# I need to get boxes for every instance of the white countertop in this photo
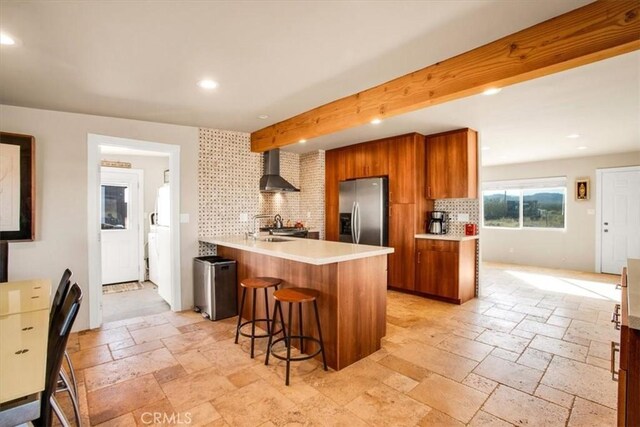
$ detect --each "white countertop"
[627,258,640,330]
[415,234,480,242]
[199,235,394,265]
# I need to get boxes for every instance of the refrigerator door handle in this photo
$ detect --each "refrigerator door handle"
[355,202,361,244]
[351,202,356,243]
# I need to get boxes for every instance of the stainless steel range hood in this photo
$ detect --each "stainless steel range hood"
[259,149,300,193]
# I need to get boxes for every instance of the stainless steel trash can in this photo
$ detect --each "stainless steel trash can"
[193,256,237,320]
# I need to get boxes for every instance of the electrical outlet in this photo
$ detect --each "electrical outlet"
[458,213,470,222]
[307,211,311,219]
[180,213,190,224]
[587,209,595,215]
[240,213,248,222]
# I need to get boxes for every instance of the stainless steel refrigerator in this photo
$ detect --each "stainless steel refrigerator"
[339,177,388,245]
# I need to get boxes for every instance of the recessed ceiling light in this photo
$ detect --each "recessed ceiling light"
[258,115,269,120]
[482,87,501,96]
[370,118,382,125]
[197,79,218,90]
[482,146,491,151]
[0,33,16,45]
[299,139,306,144]
[577,146,588,150]
[566,133,580,139]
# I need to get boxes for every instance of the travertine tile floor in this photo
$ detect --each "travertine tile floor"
[61,263,622,426]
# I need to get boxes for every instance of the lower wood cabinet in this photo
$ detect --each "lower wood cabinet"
[388,204,416,290]
[617,266,640,427]
[415,238,476,304]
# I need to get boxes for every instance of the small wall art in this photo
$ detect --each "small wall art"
[576,177,590,201]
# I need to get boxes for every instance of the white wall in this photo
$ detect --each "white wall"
[100,154,169,246]
[0,105,199,330]
[481,151,640,271]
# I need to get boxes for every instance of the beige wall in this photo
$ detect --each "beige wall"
[100,154,169,246]
[0,105,199,330]
[481,151,640,271]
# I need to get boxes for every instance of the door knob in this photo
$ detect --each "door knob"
[604,229,609,233]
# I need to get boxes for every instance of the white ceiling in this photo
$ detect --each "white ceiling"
[1,0,637,166]
[286,51,640,166]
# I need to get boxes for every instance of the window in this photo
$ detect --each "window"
[482,177,566,230]
[483,190,520,228]
[101,185,129,230]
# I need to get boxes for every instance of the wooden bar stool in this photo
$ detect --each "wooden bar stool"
[235,277,286,358]
[265,287,328,385]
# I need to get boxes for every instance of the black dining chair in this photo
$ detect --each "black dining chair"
[0,240,8,282]
[34,282,83,427]
[50,269,80,425]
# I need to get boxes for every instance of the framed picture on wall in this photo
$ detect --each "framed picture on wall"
[576,177,590,201]
[0,132,36,241]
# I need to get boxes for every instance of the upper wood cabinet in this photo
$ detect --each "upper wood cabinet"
[425,128,478,199]
[344,139,389,179]
[389,134,425,204]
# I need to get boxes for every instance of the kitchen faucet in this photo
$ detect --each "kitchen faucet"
[248,214,271,239]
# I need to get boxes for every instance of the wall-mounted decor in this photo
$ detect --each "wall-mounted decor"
[576,177,590,201]
[0,132,35,241]
[100,160,131,168]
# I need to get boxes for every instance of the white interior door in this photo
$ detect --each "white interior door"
[601,168,640,274]
[101,168,143,284]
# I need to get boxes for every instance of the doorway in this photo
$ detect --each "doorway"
[88,134,181,329]
[100,167,144,285]
[596,165,640,274]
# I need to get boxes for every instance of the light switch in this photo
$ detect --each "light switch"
[587,209,595,215]
[180,213,190,224]
[240,213,249,222]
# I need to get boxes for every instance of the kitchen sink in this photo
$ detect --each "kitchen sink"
[259,237,294,243]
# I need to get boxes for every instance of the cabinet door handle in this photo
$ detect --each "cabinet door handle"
[611,341,619,381]
[611,304,621,330]
[428,186,432,198]
[417,251,421,264]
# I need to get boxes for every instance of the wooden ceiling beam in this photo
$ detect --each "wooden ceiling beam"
[251,0,640,152]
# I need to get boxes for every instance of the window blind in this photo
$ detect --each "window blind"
[482,176,567,191]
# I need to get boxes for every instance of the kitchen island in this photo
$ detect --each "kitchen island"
[199,235,394,370]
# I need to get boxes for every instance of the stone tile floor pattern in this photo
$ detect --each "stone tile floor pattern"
[59,263,622,426]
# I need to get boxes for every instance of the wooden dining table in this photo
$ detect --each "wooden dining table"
[0,279,51,427]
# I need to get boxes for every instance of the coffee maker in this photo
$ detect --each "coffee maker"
[427,211,449,235]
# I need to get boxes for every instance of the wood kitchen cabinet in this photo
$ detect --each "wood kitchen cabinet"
[389,133,426,204]
[344,139,389,179]
[388,204,416,290]
[325,132,431,293]
[617,265,640,427]
[425,128,478,199]
[415,238,476,304]
[325,149,344,241]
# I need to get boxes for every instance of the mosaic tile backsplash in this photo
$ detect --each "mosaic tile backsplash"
[434,198,480,236]
[300,151,325,239]
[198,128,325,255]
